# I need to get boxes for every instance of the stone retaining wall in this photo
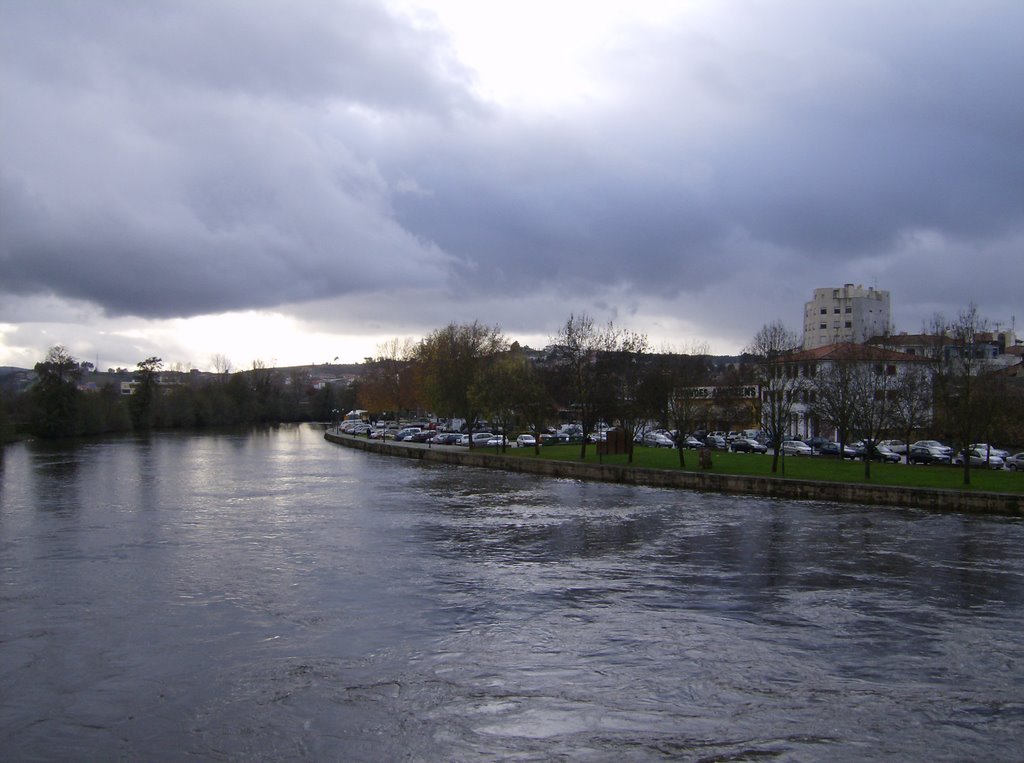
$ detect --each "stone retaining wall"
[325,431,1023,517]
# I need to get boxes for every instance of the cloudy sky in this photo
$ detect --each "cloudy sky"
[2,0,1021,371]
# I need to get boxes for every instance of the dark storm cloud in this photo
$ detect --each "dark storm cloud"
[0,0,470,318]
[388,0,1024,291]
[1,0,1021,345]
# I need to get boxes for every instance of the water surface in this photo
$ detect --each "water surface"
[2,424,1022,760]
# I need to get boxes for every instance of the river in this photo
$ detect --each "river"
[2,423,1022,761]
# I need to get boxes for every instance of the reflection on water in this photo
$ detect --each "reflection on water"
[2,424,1023,761]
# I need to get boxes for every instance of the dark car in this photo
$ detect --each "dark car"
[819,442,857,459]
[805,436,831,452]
[908,444,952,465]
[731,438,767,453]
[431,432,462,445]
[863,443,902,463]
[704,435,728,450]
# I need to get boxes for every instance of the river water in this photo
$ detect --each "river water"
[2,424,1022,761]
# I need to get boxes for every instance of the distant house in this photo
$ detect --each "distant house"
[774,342,928,440]
[868,329,1020,370]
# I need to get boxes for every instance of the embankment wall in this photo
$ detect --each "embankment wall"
[324,432,1023,517]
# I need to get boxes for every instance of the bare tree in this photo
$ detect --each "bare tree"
[550,313,616,460]
[810,347,859,456]
[745,321,802,474]
[210,353,233,376]
[596,328,650,463]
[935,304,992,485]
[889,365,933,462]
[359,337,417,422]
[848,357,901,480]
[663,342,711,468]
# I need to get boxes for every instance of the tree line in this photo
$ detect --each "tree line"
[2,347,356,441]
[6,306,1021,488]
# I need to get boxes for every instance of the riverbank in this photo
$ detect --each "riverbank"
[325,430,1023,517]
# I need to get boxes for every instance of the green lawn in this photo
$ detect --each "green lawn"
[504,445,1024,494]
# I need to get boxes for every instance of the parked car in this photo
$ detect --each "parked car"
[471,432,495,446]
[781,440,813,457]
[862,443,902,463]
[805,436,831,452]
[819,441,857,459]
[408,430,436,443]
[516,434,537,448]
[431,432,461,445]
[910,440,952,456]
[486,435,508,448]
[704,435,728,450]
[1006,453,1024,472]
[878,439,907,454]
[953,448,1005,469]
[681,435,704,449]
[731,438,767,454]
[394,427,422,441]
[969,443,1009,460]
[643,431,675,448]
[908,444,952,464]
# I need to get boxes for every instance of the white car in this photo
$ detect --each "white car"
[516,434,537,448]
[953,448,1005,470]
[643,431,675,448]
[781,440,813,457]
[1006,453,1024,472]
[878,439,907,454]
[969,443,1009,460]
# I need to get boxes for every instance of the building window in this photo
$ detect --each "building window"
[845,321,852,328]
[845,307,852,313]
[820,308,827,315]
[834,308,840,314]
[820,323,827,330]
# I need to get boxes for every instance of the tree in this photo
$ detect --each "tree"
[933,304,992,485]
[889,365,933,463]
[358,338,416,422]
[249,359,281,423]
[31,345,82,438]
[745,322,802,474]
[550,313,616,460]
[469,351,536,452]
[211,353,233,376]
[130,356,163,430]
[417,322,506,446]
[809,345,859,458]
[663,347,712,468]
[847,357,900,480]
[595,328,650,463]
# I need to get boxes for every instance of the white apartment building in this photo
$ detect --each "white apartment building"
[803,284,891,350]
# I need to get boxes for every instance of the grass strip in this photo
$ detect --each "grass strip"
[497,445,1024,494]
